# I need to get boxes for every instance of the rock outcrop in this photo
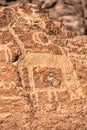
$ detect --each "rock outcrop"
[0,3,87,130]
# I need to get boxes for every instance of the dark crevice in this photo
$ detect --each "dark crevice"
[84,26,87,35]
[45,1,57,9]
[13,54,20,62]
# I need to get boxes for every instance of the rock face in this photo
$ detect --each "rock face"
[0,0,87,35]
[0,3,87,130]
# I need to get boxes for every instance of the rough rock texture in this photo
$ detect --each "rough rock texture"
[0,3,87,130]
[0,0,87,35]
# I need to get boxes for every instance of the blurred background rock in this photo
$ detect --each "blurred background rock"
[32,0,87,36]
[0,0,87,35]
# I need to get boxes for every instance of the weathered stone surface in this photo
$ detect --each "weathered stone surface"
[0,3,87,130]
[1,0,87,35]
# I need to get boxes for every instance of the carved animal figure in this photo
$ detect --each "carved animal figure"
[0,2,87,130]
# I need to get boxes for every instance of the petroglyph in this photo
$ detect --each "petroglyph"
[25,51,84,100]
[0,2,87,130]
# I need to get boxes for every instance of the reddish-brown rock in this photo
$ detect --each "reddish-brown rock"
[0,3,87,130]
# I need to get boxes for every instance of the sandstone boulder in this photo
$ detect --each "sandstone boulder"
[0,3,87,130]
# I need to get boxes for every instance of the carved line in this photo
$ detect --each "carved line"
[7,26,26,56]
[18,60,26,88]
[18,9,46,29]
[25,52,84,100]
[0,45,12,62]
[32,31,51,46]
